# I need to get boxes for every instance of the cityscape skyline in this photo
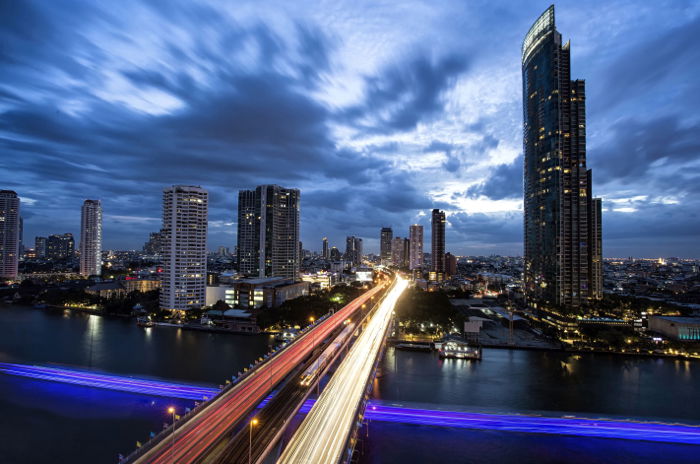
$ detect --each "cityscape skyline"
[2,1,700,258]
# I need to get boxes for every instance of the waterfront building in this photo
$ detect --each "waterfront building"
[649,317,700,342]
[46,233,74,261]
[0,190,20,280]
[160,185,208,312]
[522,5,603,312]
[237,185,300,280]
[79,199,102,277]
[380,227,393,265]
[409,224,423,271]
[207,277,309,309]
[431,209,446,280]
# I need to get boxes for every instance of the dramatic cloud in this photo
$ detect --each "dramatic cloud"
[1,0,699,257]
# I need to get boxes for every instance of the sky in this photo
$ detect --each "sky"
[1,0,699,258]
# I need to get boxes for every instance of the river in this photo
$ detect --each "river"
[0,304,698,463]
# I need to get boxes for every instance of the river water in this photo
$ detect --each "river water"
[0,304,698,463]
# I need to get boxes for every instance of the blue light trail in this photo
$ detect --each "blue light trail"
[2,362,700,445]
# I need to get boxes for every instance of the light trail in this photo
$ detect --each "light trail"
[0,363,218,400]
[3,360,700,445]
[130,282,386,464]
[278,277,407,464]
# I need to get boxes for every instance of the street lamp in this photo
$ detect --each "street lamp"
[249,417,259,464]
[167,406,176,462]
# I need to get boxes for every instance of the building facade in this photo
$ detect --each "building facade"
[322,237,329,259]
[391,237,404,268]
[380,227,393,265]
[160,185,208,311]
[345,236,363,267]
[79,199,102,277]
[237,185,300,280]
[409,224,423,271]
[431,209,446,278]
[35,236,47,258]
[47,233,74,261]
[522,5,603,312]
[0,190,20,280]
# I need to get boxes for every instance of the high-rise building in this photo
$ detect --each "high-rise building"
[237,185,300,280]
[47,233,74,261]
[445,252,457,276]
[322,237,329,259]
[35,236,47,258]
[380,227,393,265]
[409,224,423,271]
[18,216,23,256]
[160,185,208,311]
[0,190,20,280]
[391,237,404,268]
[522,5,603,311]
[142,231,163,255]
[329,246,341,261]
[79,199,102,277]
[402,238,410,268]
[345,236,363,267]
[431,209,446,278]
[589,197,603,300]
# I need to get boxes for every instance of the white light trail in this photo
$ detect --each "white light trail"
[278,277,407,464]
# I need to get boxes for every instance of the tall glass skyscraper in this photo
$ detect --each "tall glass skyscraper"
[79,199,102,277]
[380,227,393,265]
[431,209,446,279]
[0,190,20,281]
[522,5,602,313]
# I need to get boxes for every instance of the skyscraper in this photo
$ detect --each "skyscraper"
[391,237,404,268]
[237,185,300,280]
[160,185,208,312]
[79,199,102,277]
[345,236,363,267]
[431,209,446,278]
[46,233,74,260]
[0,190,20,280]
[322,237,329,259]
[522,5,603,311]
[35,236,47,258]
[380,227,393,265]
[409,224,423,271]
[143,231,163,255]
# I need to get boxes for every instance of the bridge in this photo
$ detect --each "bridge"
[119,273,402,464]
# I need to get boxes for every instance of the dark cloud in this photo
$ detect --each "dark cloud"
[591,116,700,185]
[341,53,470,133]
[467,154,523,200]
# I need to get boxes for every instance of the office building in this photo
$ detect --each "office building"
[329,246,341,261]
[47,233,74,261]
[160,185,208,311]
[445,252,457,276]
[322,237,329,259]
[0,190,20,280]
[237,185,300,280]
[79,199,102,277]
[345,236,363,267]
[409,224,423,271]
[143,231,163,255]
[522,5,603,311]
[391,237,404,268]
[35,236,47,259]
[380,227,393,265]
[431,209,446,279]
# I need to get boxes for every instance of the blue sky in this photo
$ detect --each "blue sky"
[2,0,699,257]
